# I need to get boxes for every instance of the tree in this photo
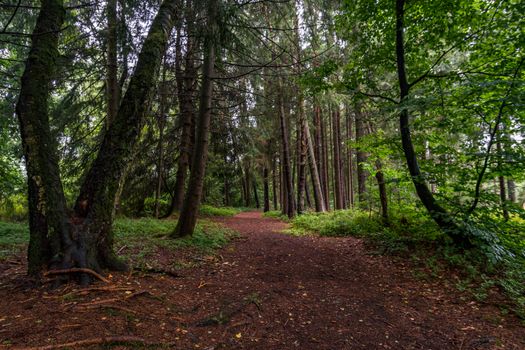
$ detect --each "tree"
[16,0,179,279]
[173,0,218,237]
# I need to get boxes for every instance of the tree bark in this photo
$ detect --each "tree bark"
[173,0,216,237]
[296,103,307,214]
[164,7,196,217]
[73,0,179,270]
[278,83,295,218]
[304,115,326,212]
[332,109,344,209]
[154,61,168,218]
[263,167,270,212]
[375,160,389,224]
[346,107,354,207]
[355,102,368,206]
[272,157,278,210]
[106,0,119,129]
[253,176,260,209]
[320,107,330,210]
[16,0,68,278]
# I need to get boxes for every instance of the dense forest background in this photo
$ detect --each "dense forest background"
[0,0,524,308]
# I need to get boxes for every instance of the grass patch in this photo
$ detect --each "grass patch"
[0,221,29,259]
[199,205,242,217]
[262,210,290,221]
[0,217,237,265]
[114,217,237,267]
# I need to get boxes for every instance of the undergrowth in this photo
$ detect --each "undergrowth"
[113,218,236,268]
[0,221,28,259]
[0,218,237,265]
[287,209,525,319]
[262,210,290,221]
[199,205,243,217]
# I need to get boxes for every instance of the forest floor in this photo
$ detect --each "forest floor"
[0,211,524,349]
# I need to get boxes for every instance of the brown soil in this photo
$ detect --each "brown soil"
[0,211,523,349]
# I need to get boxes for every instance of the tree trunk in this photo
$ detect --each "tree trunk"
[106,0,119,129]
[496,137,509,221]
[154,61,168,218]
[375,159,389,224]
[16,0,68,278]
[296,106,307,214]
[278,84,295,218]
[332,109,344,209]
[507,179,516,203]
[272,157,278,210]
[346,107,354,207]
[263,167,270,212]
[164,9,196,217]
[320,107,330,210]
[304,114,325,212]
[395,0,466,244]
[73,0,179,270]
[173,0,216,237]
[253,176,260,209]
[355,102,368,206]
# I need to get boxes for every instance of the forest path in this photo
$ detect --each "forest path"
[1,211,523,349]
[203,211,523,349]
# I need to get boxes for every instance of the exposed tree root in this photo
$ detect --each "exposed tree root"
[16,335,162,350]
[44,268,110,283]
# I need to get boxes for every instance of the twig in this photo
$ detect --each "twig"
[44,268,110,283]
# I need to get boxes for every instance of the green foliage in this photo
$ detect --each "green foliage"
[0,194,28,221]
[262,210,290,221]
[114,217,236,254]
[0,221,29,259]
[199,205,242,217]
[0,217,236,263]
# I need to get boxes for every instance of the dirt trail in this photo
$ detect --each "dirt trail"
[0,211,523,349]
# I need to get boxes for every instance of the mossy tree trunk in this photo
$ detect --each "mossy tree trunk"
[17,0,179,281]
[73,0,178,270]
[16,0,68,278]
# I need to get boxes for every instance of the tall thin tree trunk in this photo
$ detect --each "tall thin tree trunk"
[253,177,260,209]
[355,103,368,206]
[165,9,196,217]
[304,116,326,212]
[507,179,516,203]
[296,110,307,214]
[332,109,343,209]
[375,161,388,223]
[496,135,509,221]
[106,0,119,129]
[154,61,168,218]
[346,107,354,207]
[174,0,216,236]
[396,0,465,244]
[272,157,278,210]
[321,108,330,210]
[279,84,295,218]
[263,167,270,212]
